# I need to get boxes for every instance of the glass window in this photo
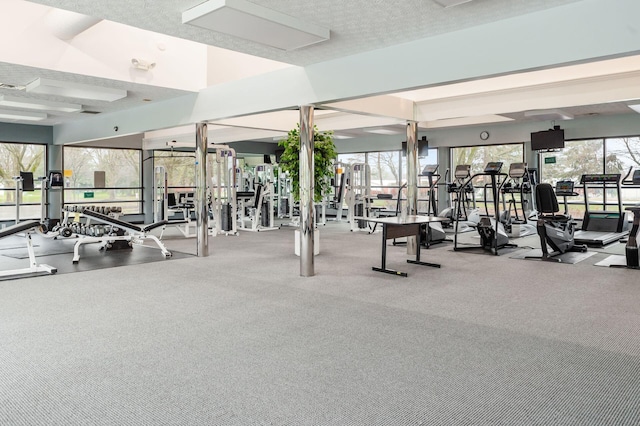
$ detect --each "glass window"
[451,143,524,216]
[606,136,640,207]
[401,149,439,213]
[63,147,142,214]
[539,139,604,217]
[0,142,46,221]
[154,151,196,189]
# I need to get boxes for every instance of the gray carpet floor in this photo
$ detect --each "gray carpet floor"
[1,221,639,425]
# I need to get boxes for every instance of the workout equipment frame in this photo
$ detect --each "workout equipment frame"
[0,220,57,278]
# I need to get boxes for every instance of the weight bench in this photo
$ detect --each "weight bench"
[72,210,171,264]
[0,220,57,278]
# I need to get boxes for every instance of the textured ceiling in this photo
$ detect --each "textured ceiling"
[25,0,582,66]
[2,0,637,137]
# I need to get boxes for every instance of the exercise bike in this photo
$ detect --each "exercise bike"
[526,180,586,262]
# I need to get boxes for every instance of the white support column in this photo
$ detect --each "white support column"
[195,122,209,257]
[299,105,315,277]
[406,121,419,255]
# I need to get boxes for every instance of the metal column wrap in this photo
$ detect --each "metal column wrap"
[299,105,315,277]
[195,122,209,257]
[406,122,419,255]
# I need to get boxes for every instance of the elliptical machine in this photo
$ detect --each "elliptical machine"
[454,162,516,255]
[420,164,446,246]
[438,164,480,231]
[500,162,537,237]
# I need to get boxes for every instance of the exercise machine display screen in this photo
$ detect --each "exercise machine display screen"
[555,181,574,195]
[508,163,527,178]
[484,162,503,174]
[421,164,438,175]
[580,173,620,183]
[454,164,471,179]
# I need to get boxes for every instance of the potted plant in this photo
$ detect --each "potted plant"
[278,124,337,203]
[278,124,337,255]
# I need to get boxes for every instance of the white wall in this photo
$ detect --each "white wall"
[334,113,640,154]
[0,0,207,91]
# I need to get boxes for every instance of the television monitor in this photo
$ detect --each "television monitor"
[401,137,429,157]
[531,126,565,151]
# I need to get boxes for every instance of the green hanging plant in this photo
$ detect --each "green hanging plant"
[278,124,338,203]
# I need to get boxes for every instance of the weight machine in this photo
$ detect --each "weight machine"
[277,166,293,220]
[330,161,350,221]
[209,145,238,236]
[153,165,196,238]
[237,163,278,232]
[347,162,371,232]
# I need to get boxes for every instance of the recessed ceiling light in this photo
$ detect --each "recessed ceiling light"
[0,95,82,113]
[524,109,574,121]
[332,134,354,139]
[364,128,403,135]
[182,0,330,51]
[0,83,26,90]
[25,78,127,102]
[432,0,473,8]
[0,108,47,121]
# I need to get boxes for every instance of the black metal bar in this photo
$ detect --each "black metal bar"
[372,267,408,277]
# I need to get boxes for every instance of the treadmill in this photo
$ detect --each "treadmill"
[574,173,630,246]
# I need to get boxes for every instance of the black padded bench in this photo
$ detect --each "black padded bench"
[0,220,57,278]
[69,210,171,263]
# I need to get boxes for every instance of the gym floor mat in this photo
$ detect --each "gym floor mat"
[510,249,597,264]
[449,244,523,256]
[1,246,75,259]
[594,255,631,267]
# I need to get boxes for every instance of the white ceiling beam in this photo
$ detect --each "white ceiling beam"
[321,95,415,121]
[415,71,640,121]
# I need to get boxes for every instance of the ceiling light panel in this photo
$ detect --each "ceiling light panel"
[524,109,574,121]
[364,128,403,135]
[182,0,330,51]
[628,104,640,114]
[0,95,82,113]
[25,78,127,102]
[0,108,47,121]
[432,0,473,8]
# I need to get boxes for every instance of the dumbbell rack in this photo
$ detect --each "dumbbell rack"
[59,205,124,241]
